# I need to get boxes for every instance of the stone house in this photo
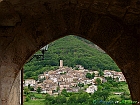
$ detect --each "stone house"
[71,82,77,87]
[60,75,73,82]
[104,70,126,82]
[38,74,45,80]
[86,85,97,93]
[104,70,113,78]
[93,71,99,77]
[59,82,71,90]
[75,65,84,70]
[24,79,36,87]
[118,73,126,82]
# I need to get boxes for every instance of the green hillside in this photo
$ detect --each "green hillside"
[24,35,120,80]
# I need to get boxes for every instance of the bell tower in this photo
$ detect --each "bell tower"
[60,60,63,68]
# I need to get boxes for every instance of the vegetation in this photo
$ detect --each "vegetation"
[86,72,95,79]
[43,81,131,105]
[96,78,102,85]
[37,87,42,93]
[24,98,45,105]
[24,35,120,80]
[24,79,131,105]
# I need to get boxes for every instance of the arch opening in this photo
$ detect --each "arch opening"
[23,35,131,105]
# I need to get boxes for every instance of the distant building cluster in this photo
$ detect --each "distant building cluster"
[104,70,126,82]
[23,60,126,95]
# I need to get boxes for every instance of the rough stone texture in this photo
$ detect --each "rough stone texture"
[0,1,21,26]
[0,0,140,105]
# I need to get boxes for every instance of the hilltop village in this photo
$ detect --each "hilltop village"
[23,60,126,95]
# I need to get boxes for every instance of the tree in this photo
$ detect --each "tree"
[36,87,41,93]
[25,96,30,102]
[101,90,110,101]
[96,78,101,85]
[45,94,55,104]
[103,82,112,90]
[86,73,92,79]
[77,92,90,103]
[97,85,103,91]
[28,84,31,90]
[30,87,34,91]
[92,72,95,79]
[68,94,77,103]
[121,92,130,100]
[91,90,109,101]
[55,95,67,103]
[24,87,30,95]
[25,71,33,78]
[78,83,84,88]
[61,89,69,97]
[27,84,34,91]
[106,76,113,82]
[98,70,104,77]
[56,86,60,92]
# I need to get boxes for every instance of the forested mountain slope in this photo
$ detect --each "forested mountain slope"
[24,35,120,80]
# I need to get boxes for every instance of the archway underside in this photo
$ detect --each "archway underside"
[0,0,140,105]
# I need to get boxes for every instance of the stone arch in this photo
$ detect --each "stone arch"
[0,0,140,105]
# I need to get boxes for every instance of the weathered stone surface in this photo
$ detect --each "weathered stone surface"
[0,0,140,105]
[0,1,20,26]
[90,0,109,14]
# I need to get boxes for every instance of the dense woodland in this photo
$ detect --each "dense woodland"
[24,35,120,80]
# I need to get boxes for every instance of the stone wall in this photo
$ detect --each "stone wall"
[0,0,140,105]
